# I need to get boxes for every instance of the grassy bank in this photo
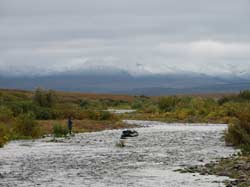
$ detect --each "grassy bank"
[0,117,132,147]
[38,119,133,134]
[0,88,136,147]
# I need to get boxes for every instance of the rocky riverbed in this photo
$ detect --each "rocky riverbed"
[0,120,236,187]
[177,156,250,187]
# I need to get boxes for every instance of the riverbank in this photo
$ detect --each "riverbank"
[177,156,250,187]
[120,112,238,124]
[38,119,135,134]
[0,119,136,148]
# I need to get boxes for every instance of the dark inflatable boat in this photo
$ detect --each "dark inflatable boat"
[120,130,139,139]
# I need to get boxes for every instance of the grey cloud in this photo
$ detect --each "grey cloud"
[0,0,250,77]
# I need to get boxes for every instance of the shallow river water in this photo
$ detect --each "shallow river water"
[0,120,236,187]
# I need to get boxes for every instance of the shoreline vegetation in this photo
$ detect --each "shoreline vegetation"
[0,88,250,186]
[176,156,250,187]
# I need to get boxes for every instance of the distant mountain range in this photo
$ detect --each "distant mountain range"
[0,71,249,96]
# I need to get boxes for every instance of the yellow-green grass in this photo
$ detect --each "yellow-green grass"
[38,119,134,134]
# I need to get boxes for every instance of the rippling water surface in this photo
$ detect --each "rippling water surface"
[0,120,235,187]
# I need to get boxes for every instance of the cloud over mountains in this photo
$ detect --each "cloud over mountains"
[0,0,250,78]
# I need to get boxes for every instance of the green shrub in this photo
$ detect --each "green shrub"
[99,111,113,120]
[131,100,143,109]
[0,124,9,147]
[11,103,54,120]
[131,96,152,110]
[79,99,105,110]
[7,101,38,117]
[238,90,250,100]
[0,106,13,122]
[142,105,158,113]
[99,99,130,108]
[218,90,250,105]
[79,99,90,108]
[158,96,180,112]
[225,112,250,155]
[34,107,53,120]
[205,111,220,122]
[177,97,193,108]
[218,96,232,105]
[51,103,81,119]
[14,113,41,138]
[33,88,57,107]
[240,145,250,155]
[11,92,29,100]
[174,108,194,120]
[86,110,114,120]
[222,102,242,117]
[0,93,18,102]
[85,110,97,120]
[53,124,68,137]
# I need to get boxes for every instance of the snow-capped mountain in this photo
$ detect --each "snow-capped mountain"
[0,66,249,95]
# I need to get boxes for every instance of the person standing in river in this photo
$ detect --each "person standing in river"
[68,116,73,135]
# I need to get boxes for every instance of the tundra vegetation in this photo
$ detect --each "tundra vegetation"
[0,88,130,147]
[0,89,249,150]
[52,123,68,138]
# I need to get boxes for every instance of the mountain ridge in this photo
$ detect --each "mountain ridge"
[0,72,249,95]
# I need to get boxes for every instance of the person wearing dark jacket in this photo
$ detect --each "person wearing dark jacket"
[68,117,73,134]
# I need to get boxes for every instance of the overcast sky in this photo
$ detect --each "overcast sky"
[0,0,250,77]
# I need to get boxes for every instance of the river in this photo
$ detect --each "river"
[0,120,235,187]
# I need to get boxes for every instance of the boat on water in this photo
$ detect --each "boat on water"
[120,130,139,139]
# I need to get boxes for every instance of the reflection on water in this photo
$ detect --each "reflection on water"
[0,121,235,187]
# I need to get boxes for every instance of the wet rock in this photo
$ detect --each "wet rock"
[243,163,250,170]
[233,164,241,170]
[217,171,231,176]
[200,171,208,175]
[230,180,241,186]
[238,175,246,180]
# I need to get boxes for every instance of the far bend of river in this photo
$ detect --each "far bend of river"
[0,120,236,187]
